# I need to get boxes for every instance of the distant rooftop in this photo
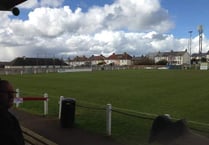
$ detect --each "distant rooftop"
[10,57,67,66]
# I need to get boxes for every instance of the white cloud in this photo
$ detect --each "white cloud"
[19,0,64,9]
[101,0,173,32]
[0,0,208,61]
[40,0,64,7]
[20,0,39,9]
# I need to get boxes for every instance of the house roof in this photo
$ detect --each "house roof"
[107,52,132,60]
[191,53,207,57]
[72,56,88,61]
[10,57,67,66]
[156,50,188,57]
[89,55,106,61]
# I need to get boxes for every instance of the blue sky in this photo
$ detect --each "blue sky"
[65,0,114,12]
[161,0,209,38]
[0,0,209,61]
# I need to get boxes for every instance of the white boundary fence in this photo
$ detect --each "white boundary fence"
[58,96,64,119]
[15,93,209,136]
[14,88,49,116]
[66,98,209,136]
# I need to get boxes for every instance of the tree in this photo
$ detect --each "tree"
[156,59,168,65]
[133,56,154,65]
[201,57,207,62]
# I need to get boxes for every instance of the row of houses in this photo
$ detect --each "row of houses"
[1,50,209,69]
[69,52,132,66]
[70,50,192,66]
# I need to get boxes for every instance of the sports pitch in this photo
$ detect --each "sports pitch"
[2,69,209,145]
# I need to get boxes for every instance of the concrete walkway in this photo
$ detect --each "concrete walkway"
[11,108,123,145]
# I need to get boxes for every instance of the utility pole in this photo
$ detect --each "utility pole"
[198,25,203,54]
[188,31,192,55]
[188,31,192,67]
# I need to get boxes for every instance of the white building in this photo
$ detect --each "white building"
[155,50,190,65]
[106,53,132,66]
[89,55,106,66]
[70,56,89,66]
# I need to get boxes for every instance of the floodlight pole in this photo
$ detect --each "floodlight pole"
[198,25,203,55]
[188,31,192,67]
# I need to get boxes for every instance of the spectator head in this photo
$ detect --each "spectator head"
[0,79,16,109]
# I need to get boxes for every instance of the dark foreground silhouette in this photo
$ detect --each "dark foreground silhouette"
[0,79,25,145]
[149,115,209,145]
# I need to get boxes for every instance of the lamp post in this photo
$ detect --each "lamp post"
[188,31,192,67]
[198,25,203,54]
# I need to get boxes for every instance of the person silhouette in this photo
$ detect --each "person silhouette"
[0,79,25,145]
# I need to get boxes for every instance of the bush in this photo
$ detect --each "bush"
[156,59,168,65]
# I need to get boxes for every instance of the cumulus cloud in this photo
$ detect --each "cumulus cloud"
[0,0,206,61]
[39,0,64,7]
[20,0,64,9]
[102,0,173,32]
[20,0,38,9]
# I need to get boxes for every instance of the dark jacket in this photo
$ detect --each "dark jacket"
[0,110,25,145]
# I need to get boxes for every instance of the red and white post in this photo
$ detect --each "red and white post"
[14,89,49,116]
[15,88,22,108]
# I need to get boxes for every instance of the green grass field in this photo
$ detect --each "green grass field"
[1,69,209,145]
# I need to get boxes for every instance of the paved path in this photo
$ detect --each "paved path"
[11,108,123,145]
